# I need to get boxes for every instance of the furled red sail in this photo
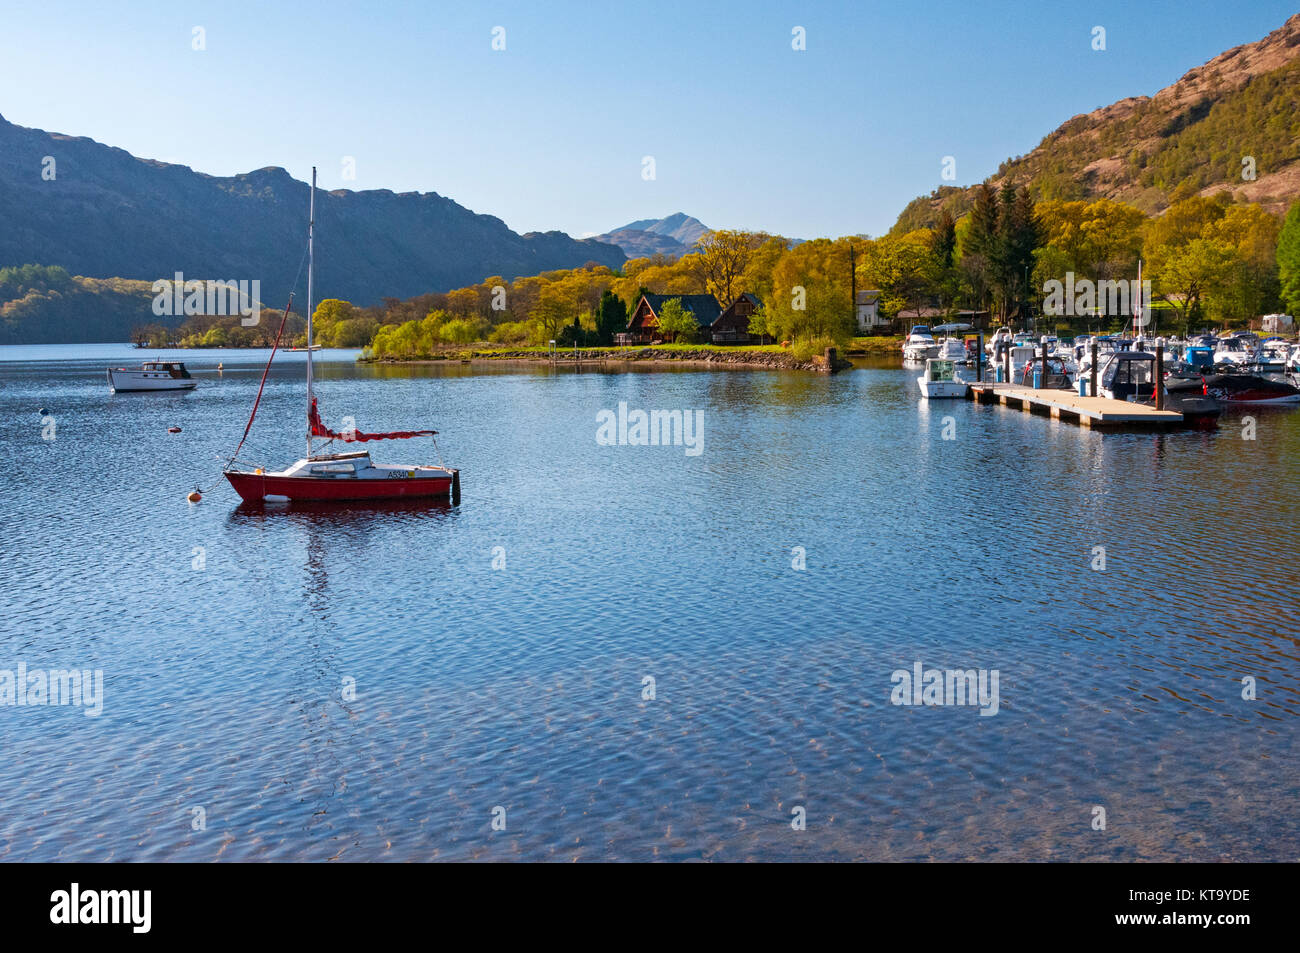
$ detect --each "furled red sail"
[309,398,437,442]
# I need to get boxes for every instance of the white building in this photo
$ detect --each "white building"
[856,290,886,332]
[1261,313,1294,333]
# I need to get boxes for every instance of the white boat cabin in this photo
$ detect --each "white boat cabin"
[266,451,453,481]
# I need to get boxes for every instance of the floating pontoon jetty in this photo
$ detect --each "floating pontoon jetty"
[968,383,1184,429]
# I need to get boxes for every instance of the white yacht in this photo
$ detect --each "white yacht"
[934,338,968,363]
[1049,340,1079,376]
[985,327,1013,357]
[1213,335,1257,367]
[902,326,938,363]
[107,360,197,392]
[1256,339,1291,371]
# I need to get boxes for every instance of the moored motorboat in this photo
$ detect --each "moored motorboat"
[902,326,938,363]
[917,358,968,399]
[1213,335,1257,369]
[1005,344,1038,382]
[1200,373,1300,405]
[107,361,197,392]
[1254,338,1291,372]
[1018,355,1074,389]
[933,338,968,363]
[1093,351,1221,425]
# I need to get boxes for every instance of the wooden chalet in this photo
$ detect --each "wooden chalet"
[712,293,763,344]
[618,293,723,344]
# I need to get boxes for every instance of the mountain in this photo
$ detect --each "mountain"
[595,213,710,258]
[891,13,1300,234]
[0,114,626,308]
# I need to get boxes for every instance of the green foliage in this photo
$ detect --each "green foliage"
[858,231,933,319]
[789,336,838,362]
[0,265,158,344]
[173,309,303,347]
[365,307,492,358]
[955,182,1039,318]
[0,264,73,297]
[764,239,856,346]
[654,298,700,343]
[1278,200,1300,315]
[556,315,588,347]
[594,290,628,345]
[488,320,537,344]
[1144,197,1281,325]
[1035,199,1144,278]
[311,298,379,348]
[440,317,485,344]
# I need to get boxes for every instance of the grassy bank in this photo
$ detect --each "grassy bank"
[846,335,904,354]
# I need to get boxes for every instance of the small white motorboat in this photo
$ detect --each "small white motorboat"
[1255,339,1291,372]
[917,358,968,399]
[1213,335,1257,368]
[107,361,197,392]
[932,338,968,363]
[902,326,938,363]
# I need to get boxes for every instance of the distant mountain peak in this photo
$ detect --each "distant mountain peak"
[595,213,710,259]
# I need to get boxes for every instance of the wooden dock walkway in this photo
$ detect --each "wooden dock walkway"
[967,383,1183,429]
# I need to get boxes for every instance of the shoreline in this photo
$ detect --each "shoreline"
[363,349,852,373]
[358,344,892,373]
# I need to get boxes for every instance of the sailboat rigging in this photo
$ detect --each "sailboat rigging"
[222,166,460,504]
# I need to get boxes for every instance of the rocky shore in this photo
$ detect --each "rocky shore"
[366,346,853,373]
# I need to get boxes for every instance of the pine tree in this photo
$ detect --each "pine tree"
[594,290,628,345]
[961,184,1000,318]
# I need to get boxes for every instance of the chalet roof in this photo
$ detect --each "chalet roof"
[717,292,762,316]
[855,290,881,304]
[640,293,723,328]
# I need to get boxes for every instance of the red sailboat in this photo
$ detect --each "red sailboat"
[223,167,460,504]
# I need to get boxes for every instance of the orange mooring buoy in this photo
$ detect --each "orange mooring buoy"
[187,490,202,503]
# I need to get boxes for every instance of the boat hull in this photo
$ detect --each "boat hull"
[224,470,458,503]
[108,370,197,392]
[918,379,968,399]
[1202,375,1300,404]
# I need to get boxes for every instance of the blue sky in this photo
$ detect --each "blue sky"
[2,0,1295,240]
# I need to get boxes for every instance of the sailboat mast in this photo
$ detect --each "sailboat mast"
[1134,259,1142,339]
[306,166,316,458]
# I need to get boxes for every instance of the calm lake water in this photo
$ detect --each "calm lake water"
[1,343,1297,861]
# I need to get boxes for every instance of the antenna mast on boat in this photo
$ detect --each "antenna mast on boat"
[306,166,316,459]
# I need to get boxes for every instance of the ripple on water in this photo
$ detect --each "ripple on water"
[0,351,1296,860]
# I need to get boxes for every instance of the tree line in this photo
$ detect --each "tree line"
[328,187,1297,361]
[3,190,1296,350]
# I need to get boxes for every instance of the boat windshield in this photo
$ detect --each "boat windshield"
[927,360,956,382]
[1102,358,1155,388]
